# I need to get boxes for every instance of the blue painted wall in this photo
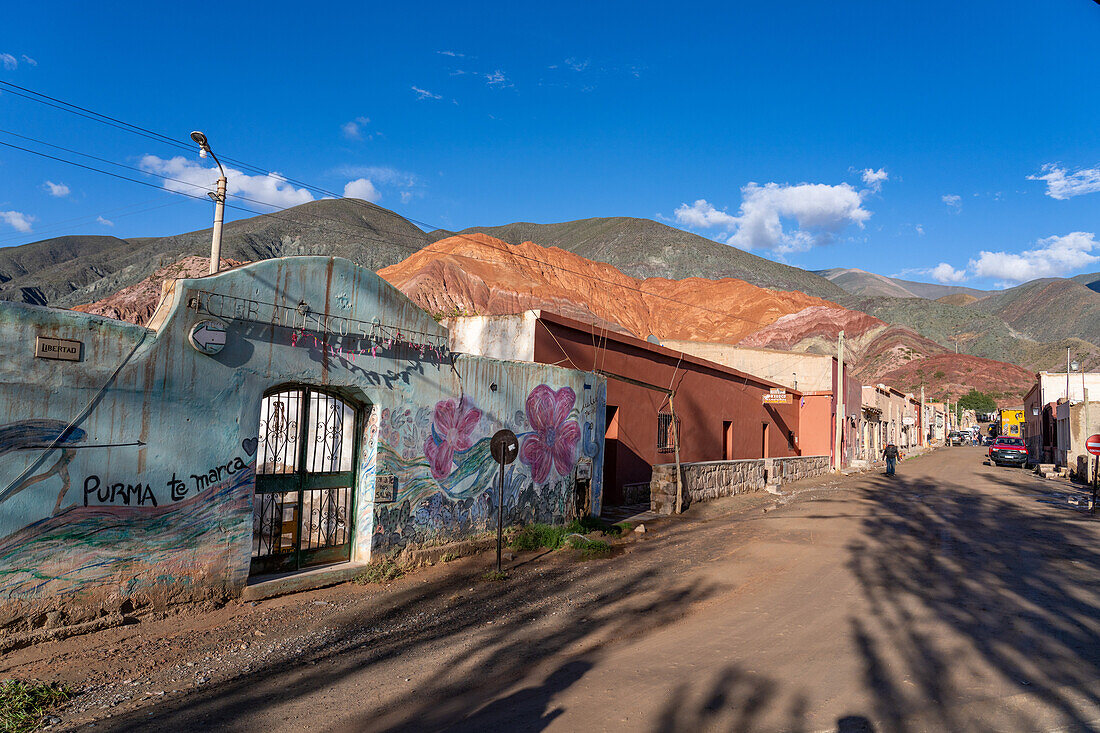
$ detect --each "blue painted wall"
[0,257,603,619]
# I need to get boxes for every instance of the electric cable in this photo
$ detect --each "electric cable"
[0,85,834,335]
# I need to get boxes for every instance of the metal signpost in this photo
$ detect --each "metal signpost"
[490,429,519,573]
[1087,434,1100,513]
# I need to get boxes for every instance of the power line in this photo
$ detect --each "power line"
[0,197,185,245]
[0,132,791,335]
[0,87,813,334]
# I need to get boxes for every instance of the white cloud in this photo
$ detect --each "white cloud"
[21,55,36,67]
[96,216,114,227]
[332,165,416,188]
[400,191,413,204]
[1028,163,1100,200]
[484,70,511,87]
[565,57,590,72]
[438,51,465,57]
[675,181,871,254]
[969,232,1098,283]
[341,116,371,140]
[916,225,925,236]
[0,210,34,232]
[942,194,961,212]
[0,53,16,70]
[412,86,442,100]
[930,262,967,283]
[674,200,739,229]
[139,155,314,209]
[343,178,380,203]
[861,168,889,193]
[42,180,70,197]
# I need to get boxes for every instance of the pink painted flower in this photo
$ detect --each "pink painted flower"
[520,385,581,484]
[424,396,482,479]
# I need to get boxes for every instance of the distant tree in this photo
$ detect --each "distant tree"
[957,389,996,413]
[934,370,946,379]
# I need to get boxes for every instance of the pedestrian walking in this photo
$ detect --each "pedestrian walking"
[883,443,900,476]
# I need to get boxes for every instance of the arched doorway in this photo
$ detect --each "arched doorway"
[250,386,361,576]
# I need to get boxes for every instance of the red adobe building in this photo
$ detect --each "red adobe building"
[447,311,814,505]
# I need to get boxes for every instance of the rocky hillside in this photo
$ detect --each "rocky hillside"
[0,199,430,308]
[378,233,842,344]
[59,234,1033,402]
[72,256,247,325]
[871,353,1035,407]
[431,218,846,301]
[969,278,1100,347]
[9,198,1089,398]
[816,267,989,300]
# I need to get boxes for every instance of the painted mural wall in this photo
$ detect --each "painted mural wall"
[0,257,603,623]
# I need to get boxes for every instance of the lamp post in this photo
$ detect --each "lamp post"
[190,131,227,275]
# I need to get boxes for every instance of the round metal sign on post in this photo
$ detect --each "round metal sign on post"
[1086,434,1100,456]
[490,428,519,575]
[490,429,519,465]
[188,320,227,355]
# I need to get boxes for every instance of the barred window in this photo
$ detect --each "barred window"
[657,412,680,453]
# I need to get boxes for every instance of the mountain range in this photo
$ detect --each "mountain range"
[6,198,1100,400]
[814,268,990,300]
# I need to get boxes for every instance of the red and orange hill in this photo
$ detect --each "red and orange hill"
[377,233,880,344]
[71,234,1031,402]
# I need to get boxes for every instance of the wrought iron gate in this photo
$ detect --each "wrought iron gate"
[250,386,360,576]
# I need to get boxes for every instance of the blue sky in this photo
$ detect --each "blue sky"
[2,1,1099,288]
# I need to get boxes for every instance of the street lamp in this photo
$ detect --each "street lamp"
[190,131,227,275]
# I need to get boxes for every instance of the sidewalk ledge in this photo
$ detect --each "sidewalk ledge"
[242,561,368,602]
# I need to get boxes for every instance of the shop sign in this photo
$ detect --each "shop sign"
[763,388,791,404]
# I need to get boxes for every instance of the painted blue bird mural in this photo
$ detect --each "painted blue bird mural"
[0,419,87,513]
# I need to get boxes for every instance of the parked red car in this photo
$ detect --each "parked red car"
[988,437,1028,467]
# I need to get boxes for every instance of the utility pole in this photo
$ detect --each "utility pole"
[834,330,845,472]
[921,385,926,446]
[1068,346,1072,401]
[191,131,228,275]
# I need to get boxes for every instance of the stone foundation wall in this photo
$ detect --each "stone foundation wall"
[770,455,830,484]
[622,482,652,505]
[650,456,830,515]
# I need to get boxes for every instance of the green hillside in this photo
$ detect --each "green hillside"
[432,217,848,301]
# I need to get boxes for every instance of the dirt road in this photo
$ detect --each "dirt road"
[7,447,1100,731]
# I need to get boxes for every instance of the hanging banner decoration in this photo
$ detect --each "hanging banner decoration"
[187,289,451,362]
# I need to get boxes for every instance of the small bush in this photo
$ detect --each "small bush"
[565,516,624,537]
[614,522,634,534]
[440,552,459,563]
[357,558,404,584]
[579,540,612,559]
[0,680,72,733]
[483,570,508,582]
[510,523,568,550]
[563,534,613,559]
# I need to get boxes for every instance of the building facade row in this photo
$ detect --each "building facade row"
[0,257,943,623]
[1023,370,1100,474]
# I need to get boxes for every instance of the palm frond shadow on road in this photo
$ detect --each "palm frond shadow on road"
[845,469,1100,731]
